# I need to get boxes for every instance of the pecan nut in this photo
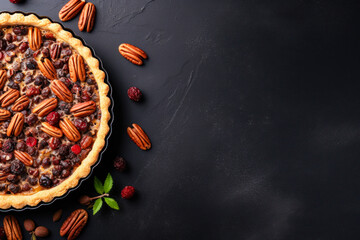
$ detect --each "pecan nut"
[69,54,86,82]
[7,112,24,137]
[50,43,61,60]
[32,98,58,117]
[60,209,88,240]
[80,135,93,149]
[60,118,81,142]
[11,95,30,112]
[78,2,96,32]
[0,109,11,121]
[38,58,57,80]
[50,80,73,103]
[118,43,148,66]
[41,122,63,138]
[70,101,96,117]
[59,0,86,22]
[0,70,7,90]
[3,215,22,240]
[127,123,151,150]
[0,89,20,107]
[28,27,42,51]
[14,150,33,166]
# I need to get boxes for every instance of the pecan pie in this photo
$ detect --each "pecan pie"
[0,13,111,209]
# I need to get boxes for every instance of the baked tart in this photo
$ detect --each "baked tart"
[0,13,111,209]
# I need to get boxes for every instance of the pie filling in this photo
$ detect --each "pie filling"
[0,25,101,195]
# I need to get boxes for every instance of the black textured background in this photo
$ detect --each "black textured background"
[1,0,360,239]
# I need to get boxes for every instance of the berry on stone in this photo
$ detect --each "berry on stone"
[71,145,81,155]
[46,112,60,126]
[114,156,127,171]
[121,186,135,199]
[127,87,142,102]
[9,0,21,3]
[26,137,37,147]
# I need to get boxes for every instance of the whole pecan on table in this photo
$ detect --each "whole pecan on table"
[50,80,73,103]
[0,88,20,107]
[0,70,7,90]
[59,0,86,22]
[60,209,88,240]
[68,54,86,82]
[3,215,22,240]
[70,101,96,117]
[7,112,24,137]
[118,43,148,66]
[28,27,42,51]
[127,123,152,150]
[78,2,96,32]
[37,58,57,80]
[32,98,58,117]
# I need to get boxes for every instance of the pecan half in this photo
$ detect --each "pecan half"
[3,215,22,240]
[11,95,30,112]
[118,43,148,66]
[0,109,11,121]
[28,27,42,51]
[41,122,63,138]
[70,101,96,117]
[50,80,73,103]
[59,0,86,22]
[60,209,88,240]
[78,2,96,32]
[59,118,81,142]
[7,112,24,137]
[127,123,151,150]
[32,98,58,117]
[69,54,86,82]
[14,150,33,166]
[50,43,61,60]
[38,58,57,80]
[0,89,20,107]
[0,70,7,90]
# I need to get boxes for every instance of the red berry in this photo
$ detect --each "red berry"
[9,0,21,3]
[71,145,81,155]
[114,156,127,171]
[121,186,135,199]
[26,137,37,147]
[74,119,88,132]
[26,87,40,97]
[127,87,142,102]
[46,112,60,126]
[48,137,61,150]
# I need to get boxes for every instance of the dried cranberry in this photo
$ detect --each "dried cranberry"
[41,87,51,97]
[48,137,61,150]
[81,90,91,102]
[52,157,60,165]
[19,42,28,53]
[61,160,72,169]
[13,26,28,35]
[71,145,81,155]
[53,60,64,69]
[61,169,71,178]
[39,175,52,188]
[42,157,51,168]
[26,114,38,125]
[38,139,47,149]
[26,137,37,147]
[114,156,127,171]
[10,160,25,175]
[8,183,20,193]
[0,39,7,51]
[52,165,63,176]
[28,177,38,186]
[58,144,69,156]
[26,87,40,97]
[41,47,50,58]
[13,72,24,82]
[16,141,26,151]
[24,75,33,84]
[27,147,37,156]
[46,112,60,126]
[3,139,14,153]
[26,59,37,69]
[24,48,33,58]
[7,174,19,183]
[22,183,31,192]
[7,81,19,90]
[74,119,88,132]
[34,75,44,86]
[127,87,143,102]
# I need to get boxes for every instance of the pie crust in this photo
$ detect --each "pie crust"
[0,13,111,209]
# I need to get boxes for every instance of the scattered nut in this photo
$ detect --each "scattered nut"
[53,209,63,222]
[35,226,49,238]
[23,219,35,232]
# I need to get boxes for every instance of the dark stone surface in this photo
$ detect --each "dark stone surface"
[1,0,360,239]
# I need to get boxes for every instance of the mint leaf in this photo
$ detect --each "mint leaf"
[93,198,103,215]
[104,197,119,210]
[94,176,104,194]
[103,173,113,193]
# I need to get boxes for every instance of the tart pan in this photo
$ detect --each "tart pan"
[0,11,114,212]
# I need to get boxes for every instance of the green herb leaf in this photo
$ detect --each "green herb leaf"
[103,173,113,193]
[93,198,103,215]
[94,176,104,194]
[104,197,120,210]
